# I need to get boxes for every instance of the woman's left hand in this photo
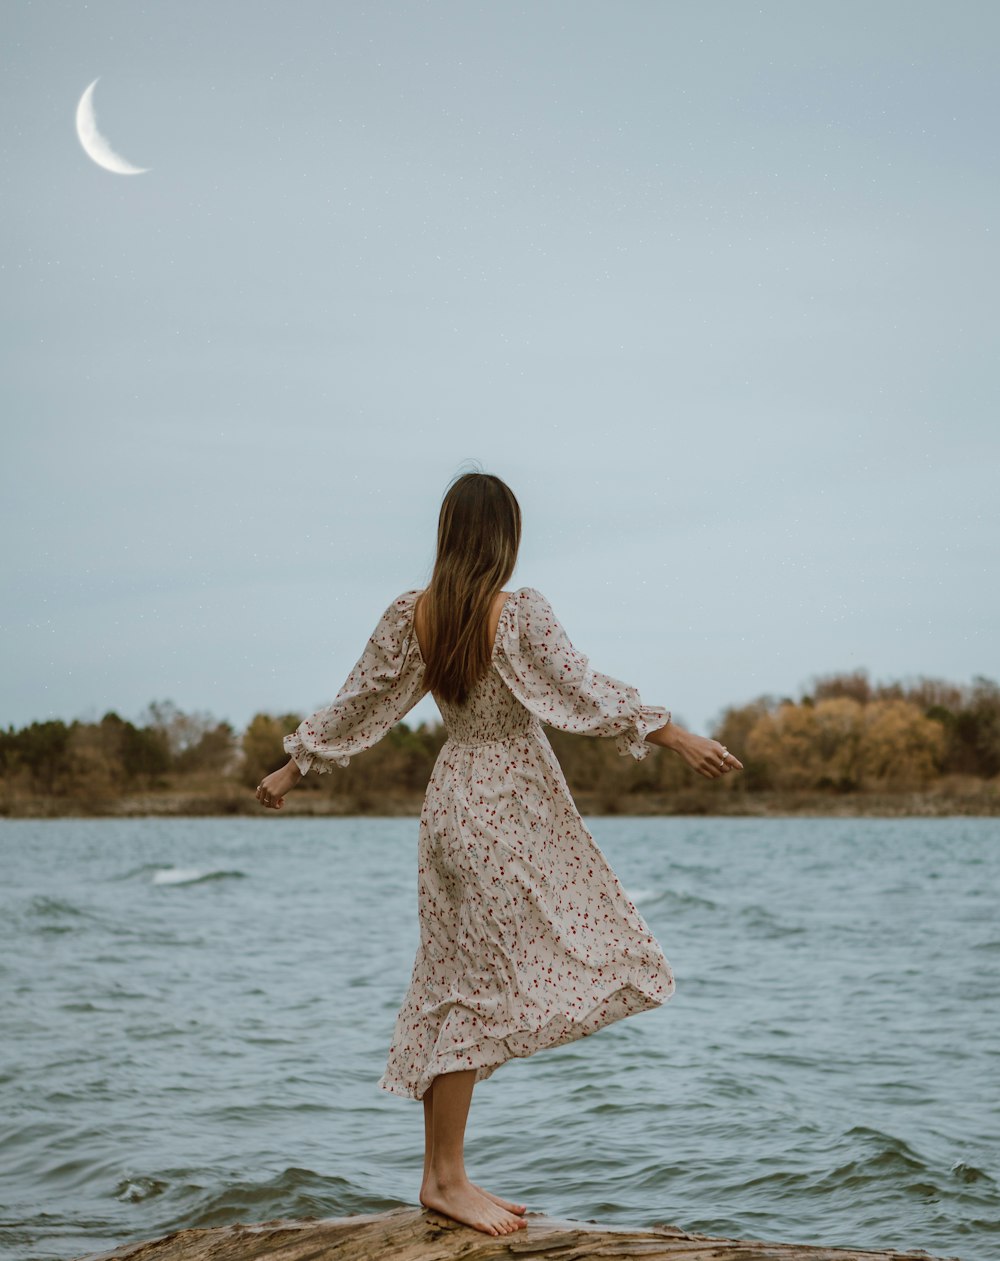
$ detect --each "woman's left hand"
[680,731,741,776]
[255,760,302,809]
[664,726,744,779]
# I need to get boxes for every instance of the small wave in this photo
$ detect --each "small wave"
[630,887,717,912]
[179,1166,403,1227]
[114,1175,167,1203]
[151,867,246,886]
[116,862,175,881]
[729,1126,934,1204]
[627,887,659,905]
[24,895,100,934]
[835,1126,929,1182]
[27,896,87,918]
[667,859,721,878]
[952,1161,996,1188]
[740,904,806,938]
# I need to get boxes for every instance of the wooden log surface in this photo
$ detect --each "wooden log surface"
[74,1204,958,1261]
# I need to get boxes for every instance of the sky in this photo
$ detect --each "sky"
[2,1,998,742]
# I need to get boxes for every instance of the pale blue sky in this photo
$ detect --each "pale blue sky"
[2,1,997,739]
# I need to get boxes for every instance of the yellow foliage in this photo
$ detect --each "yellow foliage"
[859,699,945,789]
[746,702,821,790]
[745,695,943,791]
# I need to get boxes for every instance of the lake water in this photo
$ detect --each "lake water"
[1,817,997,1261]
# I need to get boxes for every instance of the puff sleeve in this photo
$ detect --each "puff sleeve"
[283,590,427,775]
[493,587,671,760]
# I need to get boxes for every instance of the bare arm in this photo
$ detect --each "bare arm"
[256,759,303,810]
[645,720,744,780]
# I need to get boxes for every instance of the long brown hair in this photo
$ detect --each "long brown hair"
[418,471,522,704]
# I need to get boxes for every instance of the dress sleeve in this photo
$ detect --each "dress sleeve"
[283,590,427,775]
[494,587,671,761]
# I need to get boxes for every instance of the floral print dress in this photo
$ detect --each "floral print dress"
[284,587,676,1101]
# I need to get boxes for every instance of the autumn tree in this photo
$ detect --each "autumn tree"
[65,720,121,809]
[745,697,864,791]
[746,696,944,792]
[745,701,823,790]
[173,722,237,775]
[858,699,945,789]
[0,720,71,795]
[241,712,304,788]
[711,698,777,791]
[811,670,872,706]
[951,676,1000,778]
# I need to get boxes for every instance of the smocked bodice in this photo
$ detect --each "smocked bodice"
[435,665,541,747]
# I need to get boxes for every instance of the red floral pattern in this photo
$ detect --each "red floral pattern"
[285,587,676,1101]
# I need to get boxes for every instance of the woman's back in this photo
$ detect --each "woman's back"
[415,588,537,745]
[413,588,513,664]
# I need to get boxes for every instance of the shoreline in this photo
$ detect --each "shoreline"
[3,787,998,819]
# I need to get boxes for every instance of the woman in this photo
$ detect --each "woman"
[256,471,743,1237]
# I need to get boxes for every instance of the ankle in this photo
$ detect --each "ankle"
[428,1161,467,1188]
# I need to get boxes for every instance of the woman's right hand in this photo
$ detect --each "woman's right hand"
[650,722,744,779]
[255,759,302,809]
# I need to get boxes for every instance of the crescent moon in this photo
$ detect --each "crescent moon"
[75,78,149,175]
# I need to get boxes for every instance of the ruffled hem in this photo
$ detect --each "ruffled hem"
[282,731,349,775]
[615,706,672,761]
[377,962,675,1101]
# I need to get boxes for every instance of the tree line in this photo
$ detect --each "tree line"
[1,672,998,815]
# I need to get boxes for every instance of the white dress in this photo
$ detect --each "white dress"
[285,587,676,1101]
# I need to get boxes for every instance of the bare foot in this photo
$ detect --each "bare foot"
[473,1182,527,1214]
[420,1173,527,1236]
[420,1176,525,1216]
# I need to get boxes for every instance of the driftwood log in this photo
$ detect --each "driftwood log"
[75,1204,957,1261]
